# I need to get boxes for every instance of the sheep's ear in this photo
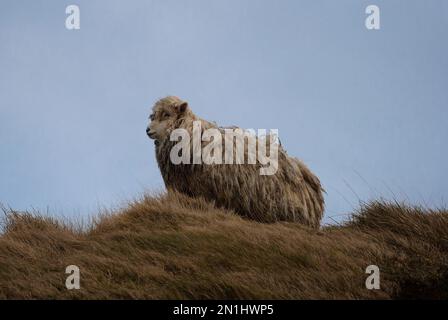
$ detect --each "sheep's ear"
[176,102,188,113]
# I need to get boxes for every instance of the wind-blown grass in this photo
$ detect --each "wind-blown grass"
[0,192,447,299]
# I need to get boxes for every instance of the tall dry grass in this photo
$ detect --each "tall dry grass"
[0,192,447,299]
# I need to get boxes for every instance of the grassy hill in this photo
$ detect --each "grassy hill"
[0,192,447,299]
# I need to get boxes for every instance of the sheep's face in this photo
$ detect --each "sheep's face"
[146,96,189,143]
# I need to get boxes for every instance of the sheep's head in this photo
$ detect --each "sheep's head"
[146,96,190,143]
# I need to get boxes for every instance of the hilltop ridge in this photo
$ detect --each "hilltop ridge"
[0,192,447,299]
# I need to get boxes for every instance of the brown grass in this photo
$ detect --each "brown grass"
[0,192,447,299]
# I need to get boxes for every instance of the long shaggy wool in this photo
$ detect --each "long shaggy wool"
[148,96,325,228]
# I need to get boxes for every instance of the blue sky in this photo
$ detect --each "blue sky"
[1,0,447,223]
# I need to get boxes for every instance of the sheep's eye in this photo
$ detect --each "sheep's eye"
[162,112,169,118]
[149,114,155,121]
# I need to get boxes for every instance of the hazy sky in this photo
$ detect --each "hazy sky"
[1,0,447,223]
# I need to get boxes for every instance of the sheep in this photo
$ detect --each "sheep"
[146,96,325,228]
